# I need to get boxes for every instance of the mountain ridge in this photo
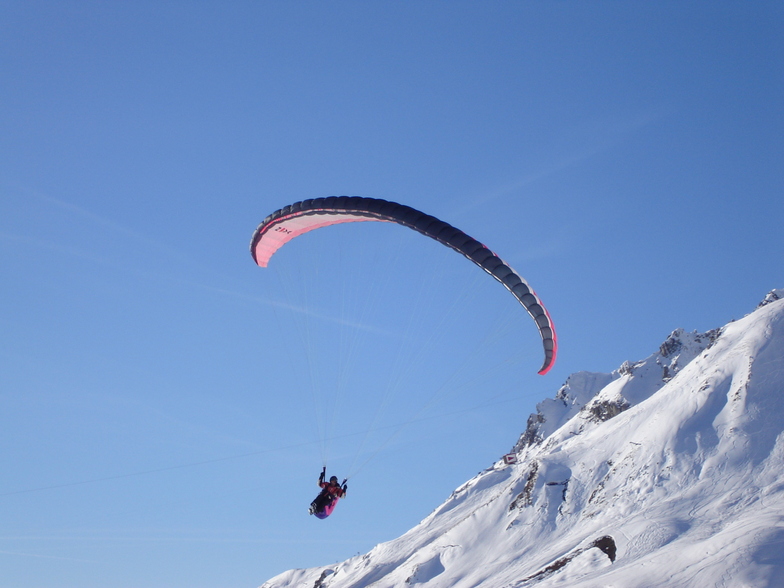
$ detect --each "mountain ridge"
[262,289,784,588]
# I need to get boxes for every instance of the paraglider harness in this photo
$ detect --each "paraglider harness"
[309,467,347,516]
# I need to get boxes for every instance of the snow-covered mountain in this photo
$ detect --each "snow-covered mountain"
[262,289,784,588]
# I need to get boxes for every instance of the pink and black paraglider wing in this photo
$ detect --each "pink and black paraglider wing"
[250,196,557,375]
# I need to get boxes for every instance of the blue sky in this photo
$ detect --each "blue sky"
[1,2,782,587]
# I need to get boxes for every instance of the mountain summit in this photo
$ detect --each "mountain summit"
[262,289,784,588]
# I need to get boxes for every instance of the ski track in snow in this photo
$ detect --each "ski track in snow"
[261,289,784,588]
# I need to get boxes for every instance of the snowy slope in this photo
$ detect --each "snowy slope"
[261,289,784,588]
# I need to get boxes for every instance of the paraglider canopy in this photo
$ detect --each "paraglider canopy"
[250,196,557,374]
